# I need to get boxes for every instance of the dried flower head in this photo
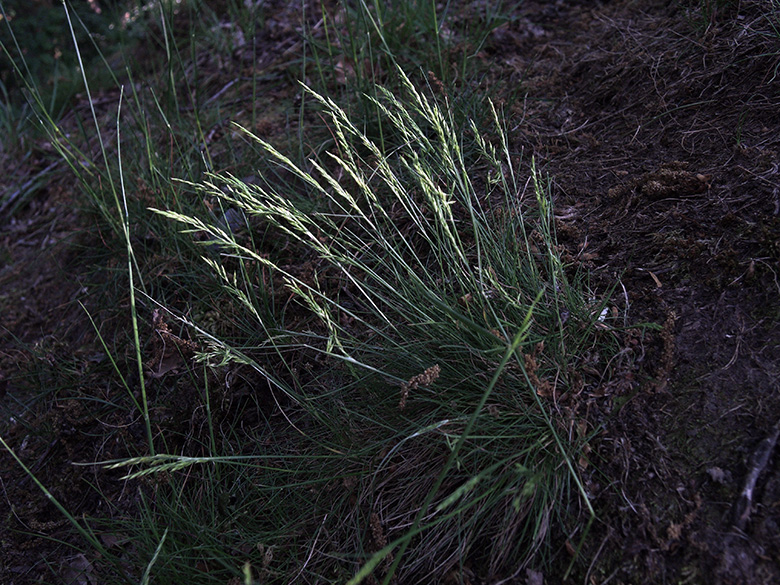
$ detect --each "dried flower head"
[399,364,441,410]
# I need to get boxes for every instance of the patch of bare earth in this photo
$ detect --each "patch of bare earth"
[486,0,779,582]
[0,171,108,581]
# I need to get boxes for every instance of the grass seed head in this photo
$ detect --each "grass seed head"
[399,364,441,410]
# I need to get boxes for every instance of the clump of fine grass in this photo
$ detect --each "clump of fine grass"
[149,67,622,583]
[1,1,625,582]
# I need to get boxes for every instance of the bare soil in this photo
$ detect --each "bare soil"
[1,0,779,583]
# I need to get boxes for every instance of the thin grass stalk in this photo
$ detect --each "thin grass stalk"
[80,302,145,413]
[116,87,155,455]
[140,527,169,585]
[61,0,119,212]
[202,363,218,457]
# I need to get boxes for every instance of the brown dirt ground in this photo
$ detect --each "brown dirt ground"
[1,0,779,583]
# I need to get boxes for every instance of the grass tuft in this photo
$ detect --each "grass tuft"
[152,66,618,583]
[0,1,637,582]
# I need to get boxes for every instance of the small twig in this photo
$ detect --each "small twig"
[732,418,780,530]
[293,513,327,582]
